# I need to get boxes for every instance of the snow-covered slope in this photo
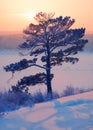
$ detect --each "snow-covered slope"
[0,91,93,130]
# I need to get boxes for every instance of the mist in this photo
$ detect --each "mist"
[85,34,93,52]
[0,33,24,49]
[0,33,93,52]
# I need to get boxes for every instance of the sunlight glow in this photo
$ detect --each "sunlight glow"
[21,12,36,20]
[0,0,93,33]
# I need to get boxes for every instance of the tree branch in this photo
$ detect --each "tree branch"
[4,61,49,73]
[29,63,49,70]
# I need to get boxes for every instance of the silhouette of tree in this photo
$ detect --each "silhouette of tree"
[4,12,88,97]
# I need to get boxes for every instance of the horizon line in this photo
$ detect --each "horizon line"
[0,30,93,35]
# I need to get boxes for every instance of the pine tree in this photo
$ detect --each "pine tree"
[4,12,88,97]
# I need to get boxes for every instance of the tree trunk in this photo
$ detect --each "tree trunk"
[46,42,52,98]
[46,68,52,98]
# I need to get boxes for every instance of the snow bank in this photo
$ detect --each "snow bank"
[0,91,93,130]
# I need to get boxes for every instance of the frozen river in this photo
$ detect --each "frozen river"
[0,49,93,93]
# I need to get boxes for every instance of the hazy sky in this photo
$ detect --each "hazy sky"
[0,0,93,34]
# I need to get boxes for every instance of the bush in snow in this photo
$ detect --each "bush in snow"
[62,85,86,96]
[0,90,33,116]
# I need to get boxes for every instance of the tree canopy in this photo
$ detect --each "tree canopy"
[4,12,88,97]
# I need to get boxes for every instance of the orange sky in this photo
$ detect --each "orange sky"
[0,0,93,34]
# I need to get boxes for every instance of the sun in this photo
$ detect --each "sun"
[21,12,36,20]
[24,13,35,19]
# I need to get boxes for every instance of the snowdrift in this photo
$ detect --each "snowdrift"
[0,91,93,130]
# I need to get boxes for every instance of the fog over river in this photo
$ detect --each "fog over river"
[0,49,93,93]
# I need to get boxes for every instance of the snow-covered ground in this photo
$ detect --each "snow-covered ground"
[0,91,93,130]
